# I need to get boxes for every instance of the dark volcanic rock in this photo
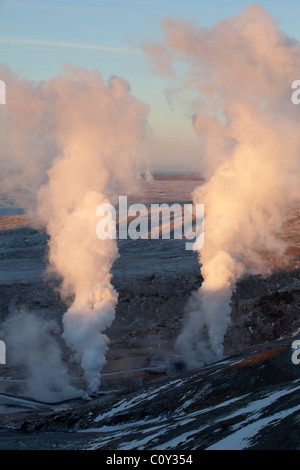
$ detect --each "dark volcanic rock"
[1,338,300,450]
[1,218,300,449]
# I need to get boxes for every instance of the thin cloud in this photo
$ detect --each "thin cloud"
[0,37,139,54]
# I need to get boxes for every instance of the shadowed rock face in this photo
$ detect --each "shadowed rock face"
[0,338,300,450]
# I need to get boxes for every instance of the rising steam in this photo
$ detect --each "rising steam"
[0,65,148,397]
[143,3,300,367]
[1,310,78,402]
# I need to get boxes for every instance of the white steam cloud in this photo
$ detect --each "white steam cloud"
[0,311,78,402]
[0,65,149,397]
[143,4,300,367]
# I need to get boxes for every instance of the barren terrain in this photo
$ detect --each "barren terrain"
[0,174,300,449]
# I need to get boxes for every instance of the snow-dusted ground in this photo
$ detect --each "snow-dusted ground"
[0,339,299,450]
[73,343,300,451]
[1,175,300,449]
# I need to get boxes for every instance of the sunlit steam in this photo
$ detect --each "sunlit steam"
[143,4,300,367]
[0,65,148,397]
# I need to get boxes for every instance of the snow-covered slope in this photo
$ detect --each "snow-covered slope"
[0,338,298,450]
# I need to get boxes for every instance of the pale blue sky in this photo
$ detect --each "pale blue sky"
[1,0,300,171]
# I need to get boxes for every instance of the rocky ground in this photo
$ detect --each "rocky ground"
[0,176,300,449]
[0,339,299,450]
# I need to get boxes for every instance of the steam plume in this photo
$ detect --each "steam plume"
[0,65,59,211]
[143,4,300,367]
[0,65,148,396]
[0,311,78,402]
[37,67,148,392]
